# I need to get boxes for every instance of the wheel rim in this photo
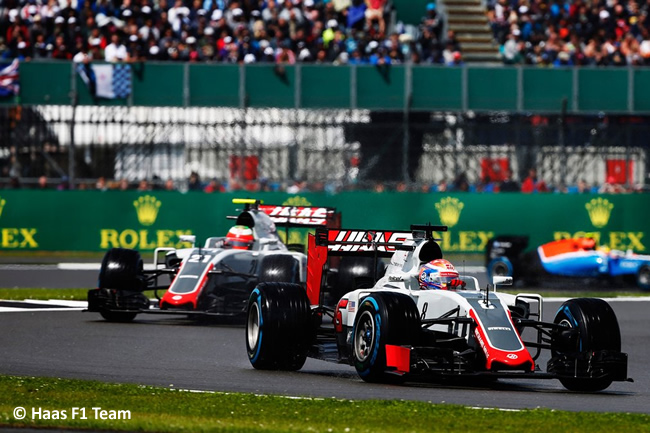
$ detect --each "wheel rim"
[247,302,261,350]
[354,310,375,363]
[639,268,650,286]
[493,263,508,276]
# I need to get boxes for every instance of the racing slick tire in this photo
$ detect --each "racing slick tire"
[331,257,386,302]
[352,292,420,383]
[99,310,138,323]
[95,248,147,322]
[258,255,300,284]
[99,248,146,290]
[246,282,312,370]
[487,257,513,280]
[636,264,650,291]
[550,298,621,392]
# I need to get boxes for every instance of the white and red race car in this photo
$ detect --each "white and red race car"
[245,224,631,392]
[86,199,340,322]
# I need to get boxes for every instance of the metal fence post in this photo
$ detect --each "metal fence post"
[403,63,412,183]
[69,62,77,190]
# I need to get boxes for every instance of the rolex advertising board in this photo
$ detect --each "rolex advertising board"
[0,191,646,253]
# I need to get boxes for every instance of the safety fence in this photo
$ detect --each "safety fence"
[0,106,647,191]
[6,62,650,114]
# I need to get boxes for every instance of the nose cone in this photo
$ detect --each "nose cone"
[160,291,197,310]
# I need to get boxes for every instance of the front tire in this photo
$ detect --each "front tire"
[99,248,145,290]
[551,298,621,392]
[99,311,138,323]
[246,282,312,370]
[94,248,147,322]
[352,292,420,383]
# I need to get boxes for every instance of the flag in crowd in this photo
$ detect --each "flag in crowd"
[0,59,20,98]
[77,63,132,99]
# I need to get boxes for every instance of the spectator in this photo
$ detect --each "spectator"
[164,178,176,191]
[96,176,108,191]
[137,179,151,191]
[577,179,591,193]
[104,33,127,62]
[57,176,70,190]
[36,175,49,189]
[452,172,470,191]
[499,169,520,192]
[521,168,548,193]
[188,171,202,191]
[599,175,625,193]
[365,0,387,37]
[204,178,224,193]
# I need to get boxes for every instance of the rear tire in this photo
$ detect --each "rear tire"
[352,292,420,383]
[331,257,385,302]
[637,264,650,291]
[246,282,312,370]
[258,255,300,283]
[551,298,621,392]
[487,257,512,280]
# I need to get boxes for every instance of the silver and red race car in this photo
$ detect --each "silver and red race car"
[86,199,340,322]
[245,224,631,392]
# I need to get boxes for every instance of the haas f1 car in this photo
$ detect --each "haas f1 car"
[245,225,630,392]
[486,235,650,291]
[87,199,340,322]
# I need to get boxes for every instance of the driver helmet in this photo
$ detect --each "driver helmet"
[225,225,254,250]
[418,259,459,290]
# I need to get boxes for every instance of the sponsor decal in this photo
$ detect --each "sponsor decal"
[506,353,518,360]
[437,230,494,252]
[99,195,193,250]
[259,204,332,226]
[553,231,645,252]
[488,327,512,331]
[99,229,193,250]
[327,230,411,253]
[586,198,613,229]
[0,196,39,249]
[283,196,312,207]
[474,328,489,359]
[134,195,161,226]
[435,197,464,228]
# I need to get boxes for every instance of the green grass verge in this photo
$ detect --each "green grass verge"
[1,287,648,303]
[0,288,90,301]
[0,375,648,433]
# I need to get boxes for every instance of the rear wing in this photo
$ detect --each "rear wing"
[259,204,338,227]
[306,224,447,305]
[231,198,340,229]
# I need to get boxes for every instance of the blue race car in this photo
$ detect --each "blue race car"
[486,236,650,291]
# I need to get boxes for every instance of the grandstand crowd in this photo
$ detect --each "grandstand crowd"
[490,0,650,66]
[2,171,640,194]
[2,0,649,66]
[0,0,461,66]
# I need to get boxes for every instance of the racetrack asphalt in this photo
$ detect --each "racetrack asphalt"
[0,264,648,413]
